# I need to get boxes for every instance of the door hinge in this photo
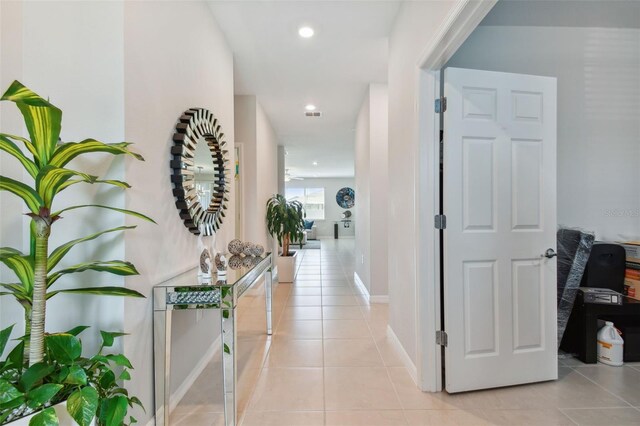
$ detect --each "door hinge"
[435,97,447,113]
[436,330,448,347]
[434,214,447,230]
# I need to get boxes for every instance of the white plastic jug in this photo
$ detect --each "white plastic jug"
[597,321,624,366]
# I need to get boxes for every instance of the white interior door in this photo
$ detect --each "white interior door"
[443,67,557,393]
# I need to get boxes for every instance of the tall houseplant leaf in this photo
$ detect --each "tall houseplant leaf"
[0,80,62,167]
[0,248,34,291]
[52,205,156,223]
[47,260,139,287]
[50,140,144,167]
[48,226,136,270]
[0,176,43,215]
[0,135,38,177]
[46,287,144,299]
[0,80,152,368]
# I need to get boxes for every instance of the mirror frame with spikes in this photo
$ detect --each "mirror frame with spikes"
[171,108,230,236]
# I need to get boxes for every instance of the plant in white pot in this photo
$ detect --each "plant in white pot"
[266,194,305,283]
[0,81,153,425]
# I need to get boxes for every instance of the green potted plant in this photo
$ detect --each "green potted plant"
[265,194,305,282]
[0,81,153,425]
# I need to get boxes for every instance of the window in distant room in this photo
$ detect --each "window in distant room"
[285,187,325,220]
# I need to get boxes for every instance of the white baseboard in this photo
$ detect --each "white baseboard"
[370,295,389,304]
[387,325,418,386]
[170,336,221,412]
[354,272,388,304]
[353,272,370,299]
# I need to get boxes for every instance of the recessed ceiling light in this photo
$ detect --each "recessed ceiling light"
[305,104,316,111]
[298,26,314,38]
[312,161,318,166]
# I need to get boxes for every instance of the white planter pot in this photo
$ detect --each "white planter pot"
[277,250,298,283]
[7,402,95,426]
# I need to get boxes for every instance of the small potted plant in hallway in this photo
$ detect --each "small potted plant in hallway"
[266,194,305,282]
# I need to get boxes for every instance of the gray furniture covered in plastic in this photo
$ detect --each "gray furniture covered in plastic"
[556,228,595,347]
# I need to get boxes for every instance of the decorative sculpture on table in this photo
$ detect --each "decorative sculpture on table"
[336,187,355,209]
[228,239,244,255]
[214,252,228,278]
[242,241,255,256]
[200,250,211,275]
[228,239,265,257]
[171,107,230,236]
[197,225,212,282]
[253,244,265,256]
[228,255,244,270]
[225,239,265,269]
[242,256,255,268]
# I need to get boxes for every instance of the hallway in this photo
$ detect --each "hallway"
[170,240,640,426]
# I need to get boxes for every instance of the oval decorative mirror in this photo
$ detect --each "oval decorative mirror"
[336,187,355,209]
[171,108,230,236]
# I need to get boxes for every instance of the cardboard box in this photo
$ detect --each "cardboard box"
[625,277,640,299]
[627,269,640,280]
[620,242,640,264]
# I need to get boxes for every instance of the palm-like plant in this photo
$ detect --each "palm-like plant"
[266,194,305,257]
[0,81,154,367]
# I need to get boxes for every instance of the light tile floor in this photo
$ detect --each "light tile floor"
[171,239,640,425]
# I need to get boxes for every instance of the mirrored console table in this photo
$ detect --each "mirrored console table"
[153,253,273,426]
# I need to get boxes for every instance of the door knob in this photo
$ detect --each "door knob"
[543,248,557,259]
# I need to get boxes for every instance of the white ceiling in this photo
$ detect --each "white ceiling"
[208,0,401,178]
[480,0,640,29]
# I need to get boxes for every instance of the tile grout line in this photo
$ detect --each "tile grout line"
[570,366,637,409]
[556,407,582,426]
[344,248,409,421]
[238,252,293,426]
[319,244,327,426]
[241,247,309,424]
[362,293,409,421]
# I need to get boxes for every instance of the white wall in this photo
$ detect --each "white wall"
[0,2,236,424]
[285,178,356,238]
[123,1,235,422]
[355,90,371,291]
[256,101,279,248]
[235,95,279,250]
[235,96,257,245]
[0,0,25,338]
[355,84,389,297]
[387,0,458,367]
[447,25,640,241]
[0,0,127,354]
[277,145,286,196]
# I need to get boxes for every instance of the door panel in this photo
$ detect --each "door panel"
[443,67,557,393]
[512,259,544,352]
[463,260,498,357]
[463,137,496,231]
[511,139,543,230]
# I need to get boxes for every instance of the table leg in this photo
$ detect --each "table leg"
[265,268,273,335]
[221,301,237,425]
[153,309,172,426]
[583,313,598,364]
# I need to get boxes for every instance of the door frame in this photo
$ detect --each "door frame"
[414,0,497,392]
